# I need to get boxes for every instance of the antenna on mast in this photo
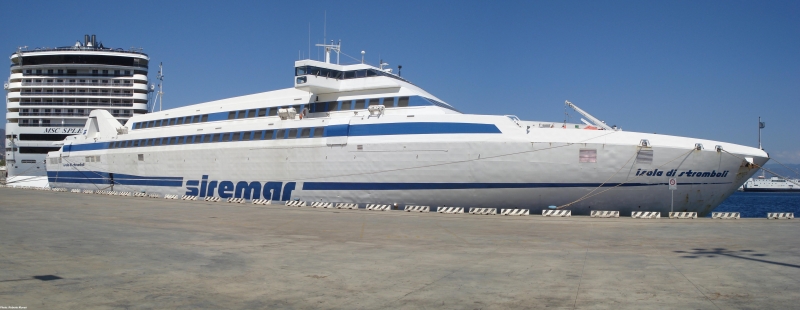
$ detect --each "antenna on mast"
[315,40,341,64]
[151,62,164,112]
[758,116,765,150]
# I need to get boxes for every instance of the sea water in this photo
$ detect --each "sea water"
[711,192,800,218]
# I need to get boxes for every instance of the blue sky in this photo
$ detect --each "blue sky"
[2,0,798,162]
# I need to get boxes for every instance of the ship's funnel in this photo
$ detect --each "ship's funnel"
[84,35,89,46]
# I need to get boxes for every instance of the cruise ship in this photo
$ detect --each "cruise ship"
[45,42,769,216]
[4,35,150,187]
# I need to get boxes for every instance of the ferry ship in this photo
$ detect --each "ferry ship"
[4,35,150,187]
[45,42,769,216]
[742,175,800,192]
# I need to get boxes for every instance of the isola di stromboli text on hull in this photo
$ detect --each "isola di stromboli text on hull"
[45,44,769,216]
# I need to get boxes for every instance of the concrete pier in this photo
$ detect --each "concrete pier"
[0,188,797,309]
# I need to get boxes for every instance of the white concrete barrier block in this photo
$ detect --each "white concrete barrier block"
[148,193,161,198]
[204,196,221,202]
[226,197,245,203]
[404,205,430,213]
[711,212,740,219]
[335,203,359,210]
[252,199,271,205]
[310,202,334,208]
[500,209,530,216]
[82,189,94,194]
[71,189,82,193]
[590,210,620,218]
[285,200,307,207]
[366,204,392,211]
[767,212,794,219]
[469,208,497,215]
[542,210,571,217]
[437,207,464,214]
[631,211,661,219]
[164,194,179,199]
[181,195,198,200]
[669,212,697,219]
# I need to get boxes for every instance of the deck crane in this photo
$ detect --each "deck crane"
[564,100,620,131]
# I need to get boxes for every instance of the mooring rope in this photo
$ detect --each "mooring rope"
[558,148,696,209]
[720,150,800,188]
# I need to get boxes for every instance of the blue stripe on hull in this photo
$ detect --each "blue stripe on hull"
[48,170,183,187]
[302,182,732,190]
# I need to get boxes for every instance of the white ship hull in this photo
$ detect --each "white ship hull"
[47,113,767,217]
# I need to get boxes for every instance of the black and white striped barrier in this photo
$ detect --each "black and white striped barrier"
[311,202,334,208]
[669,212,697,219]
[469,208,497,215]
[119,192,132,197]
[767,213,794,219]
[204,196,221,202]
[164,194,179,199]
[335,203,359,210]
[70,189,82,193]
[712,212,740,219]
[500,209,529,216]
[148,193,161,198]
[366,204,392,211]
[133,192,148,197]
[286,200,307,207]
[631,211,661,219]
[437,207,464,214]
[181,195,198,200]
[404,205,430,212]
[52,188,68,192]
[251,199,271,205]
[590,211,619,218]
[82,189,94,194]
[542,210,571,217]
[227,197,246,203]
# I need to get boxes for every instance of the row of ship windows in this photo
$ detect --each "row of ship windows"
[132,96,455,130]
[24,69,134,76]
[5,147,61,154]
[21,78,134,85]
[21,89,134,94]
[109,127,327,149]
[19,98,135,106]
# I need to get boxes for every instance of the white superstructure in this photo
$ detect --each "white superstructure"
[45,42,769,216]
[4,35,149,187]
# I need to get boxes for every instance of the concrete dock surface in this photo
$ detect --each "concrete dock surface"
[0,188,798,309]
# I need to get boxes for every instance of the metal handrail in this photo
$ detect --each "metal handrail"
[18,123,87,127]
[19,113,91,117]
[19,102,134,107]
[10,46,148,56]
